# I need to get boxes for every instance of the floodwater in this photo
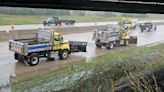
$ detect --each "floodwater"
[0,25,164,91]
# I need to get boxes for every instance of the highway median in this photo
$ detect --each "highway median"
[0,25,105,42]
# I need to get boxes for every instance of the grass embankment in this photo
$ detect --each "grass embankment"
[0,14,151,25]
[0,15,49,25]
[12,44,164,92]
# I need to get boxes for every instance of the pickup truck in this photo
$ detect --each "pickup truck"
[43,16,75,26]
[139,22,157,32]
[9,29,87,66]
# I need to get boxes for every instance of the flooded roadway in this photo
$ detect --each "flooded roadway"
[0,25,164,81]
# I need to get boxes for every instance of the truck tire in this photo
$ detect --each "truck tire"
[96,44,101,48]
[14,53,23,63]
[106,42,114,49]
[141,29,143,32]
[14,53,25,63]
[14,53,30,65]
[95,40,101,48]
[14,53,19,60]
[29,53,39,66]
[43,23,46,26]
[124,40,129,46]
[48,22,51,26]
[154,26,157,31]
[59,50,69,60]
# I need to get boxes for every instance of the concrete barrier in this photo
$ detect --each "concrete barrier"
[1,20,164,42]
[0,61,16,92]
[0,25,106,41]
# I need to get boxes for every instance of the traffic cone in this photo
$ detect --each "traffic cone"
[60,22,65,26]
[94,22,97,26]
[11,24,15,30]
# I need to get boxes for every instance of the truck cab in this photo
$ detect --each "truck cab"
[43,17,60,26]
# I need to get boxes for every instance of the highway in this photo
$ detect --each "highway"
[0,25,164,80]
[0,20,164,31]
[0,22,114,31]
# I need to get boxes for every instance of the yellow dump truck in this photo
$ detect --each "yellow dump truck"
[9,29,87,66]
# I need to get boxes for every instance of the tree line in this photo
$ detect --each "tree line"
[0,6,148,18]
[0,7,70,16]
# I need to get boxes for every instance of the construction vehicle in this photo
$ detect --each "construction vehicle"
[9,29,87,66]
[139,22,157,32]
[92,25,132,49]
[43,16,75,26]
[118,18,137,29]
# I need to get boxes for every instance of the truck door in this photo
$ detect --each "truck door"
[53,34,62,50]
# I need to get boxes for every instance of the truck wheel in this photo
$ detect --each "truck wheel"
[48,23,51,26]
[107,43,114,49]
[124,40,129,46]
[154,26,157,31]
[147,29,150,32]
[96,44,101,48]
[14,53,19,60]
[29,53,39,66]
[14,53,30,65]
[14,53,25,63]
[95,40,101,48]
[59,50,69,60]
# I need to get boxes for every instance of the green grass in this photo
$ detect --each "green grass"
[0,14,120,25]
[12,44,164,92]
[0,14,156,25]
[0,14,50,25]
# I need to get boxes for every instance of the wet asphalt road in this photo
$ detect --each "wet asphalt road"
[0,20,163,31]
[0,25,164,80]
[0,22,113,31]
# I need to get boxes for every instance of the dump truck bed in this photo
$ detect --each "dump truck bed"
[9,38,52,55]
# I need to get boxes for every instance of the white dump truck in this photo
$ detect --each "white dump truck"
[9,29,87,66]
[92,25,137,49]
